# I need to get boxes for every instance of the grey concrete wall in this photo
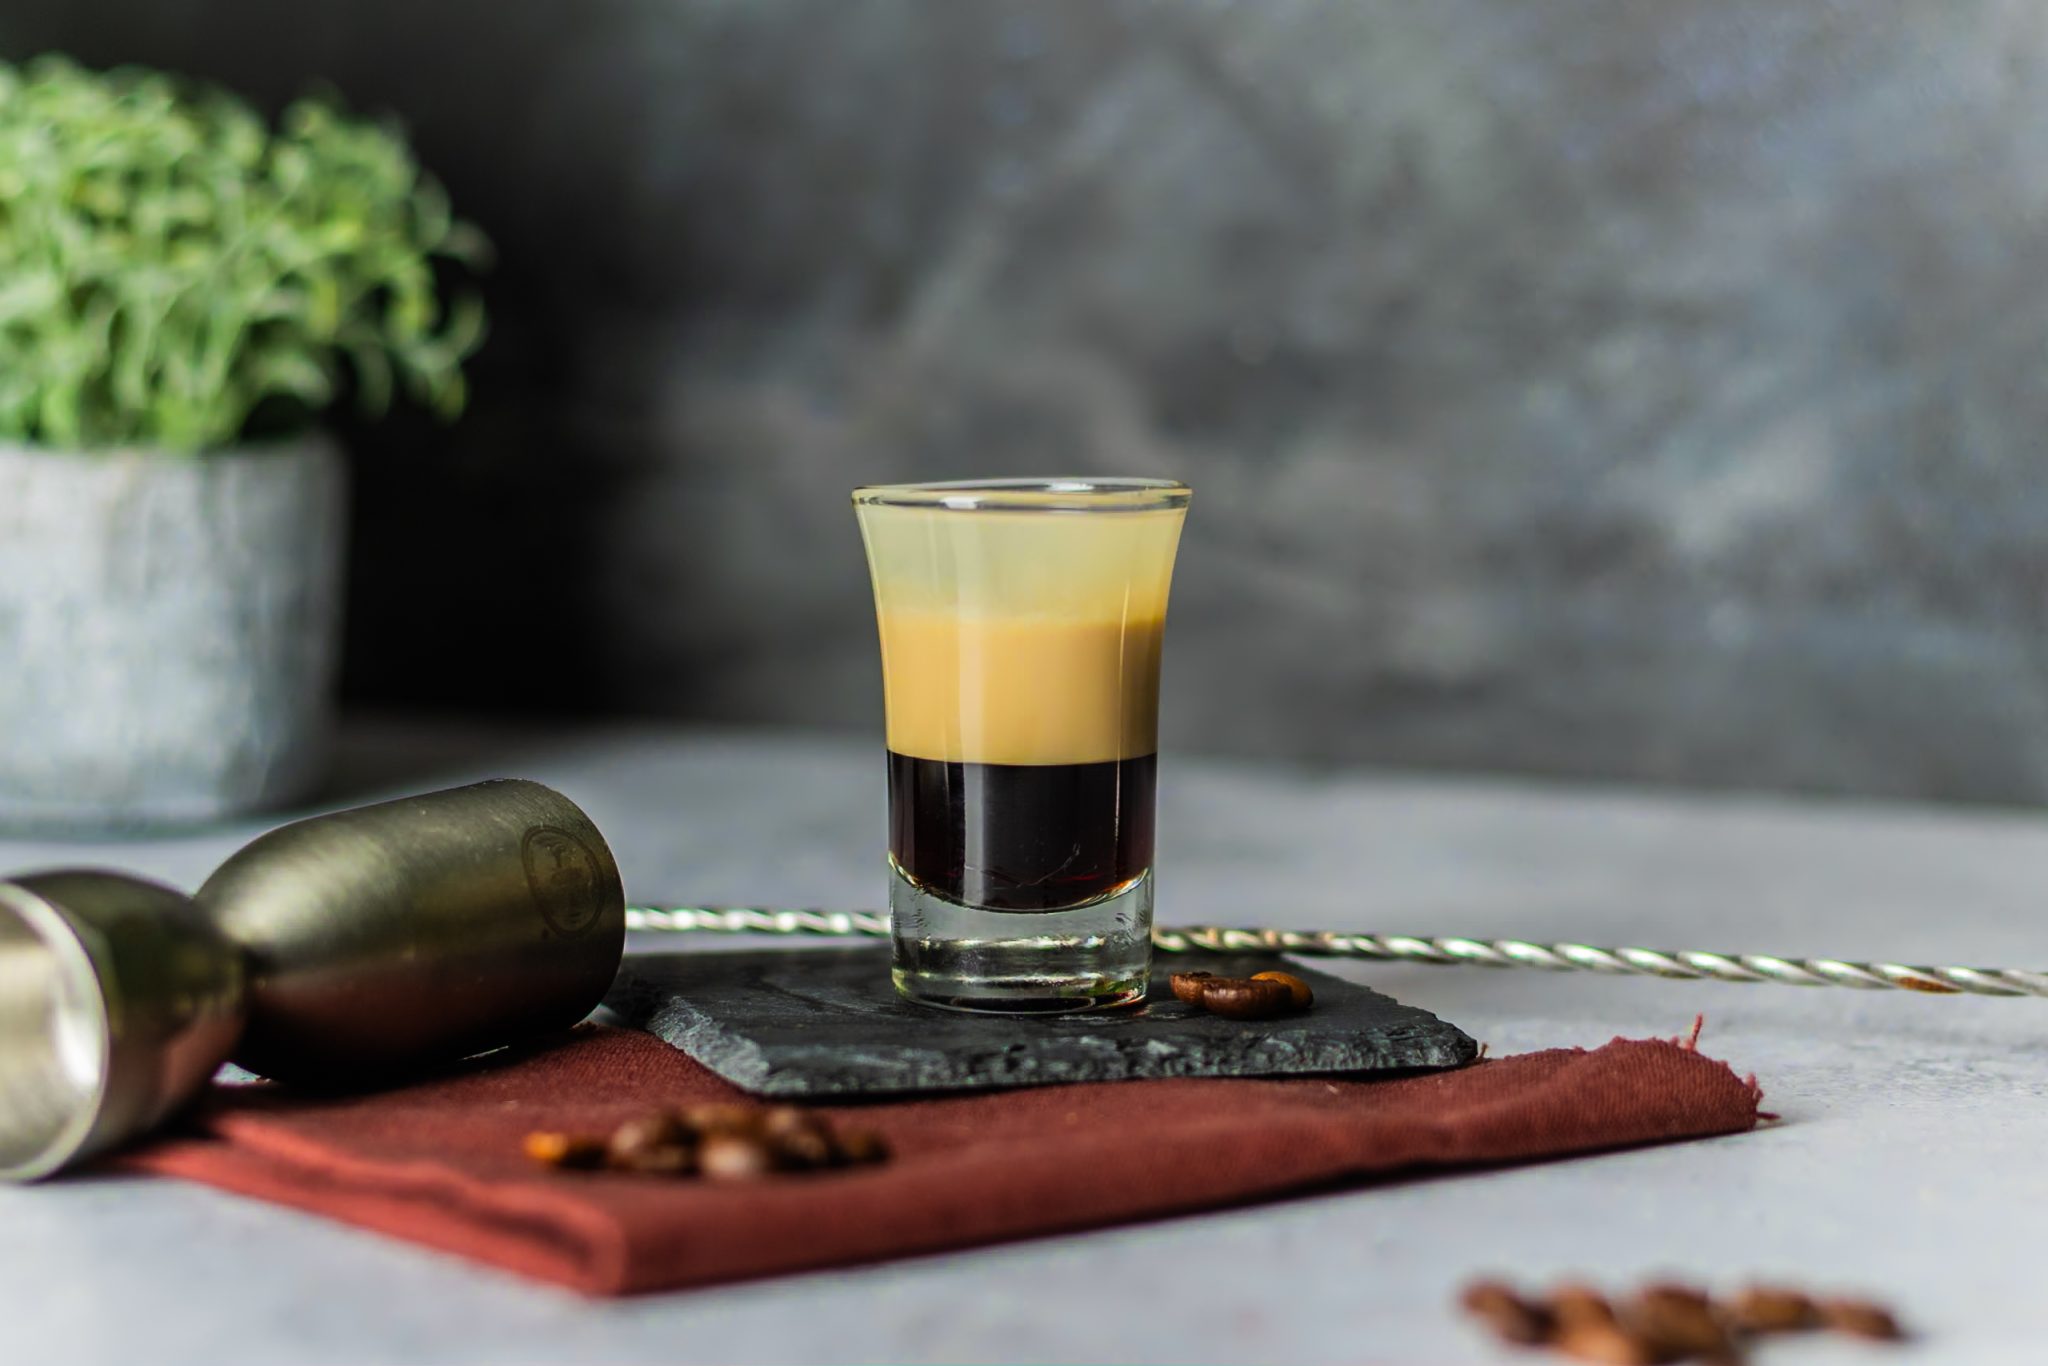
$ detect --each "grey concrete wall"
[9,2,2048,803]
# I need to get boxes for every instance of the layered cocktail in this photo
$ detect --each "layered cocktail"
[854,479,1190,1013]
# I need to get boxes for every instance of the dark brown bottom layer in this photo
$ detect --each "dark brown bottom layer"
[886,752,1156,912]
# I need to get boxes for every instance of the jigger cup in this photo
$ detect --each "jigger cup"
[0,779,624,1180]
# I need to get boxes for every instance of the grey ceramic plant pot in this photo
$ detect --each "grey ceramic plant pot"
[0,435,347,830]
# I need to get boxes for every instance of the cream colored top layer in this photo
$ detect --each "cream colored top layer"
[856,501,1186,766]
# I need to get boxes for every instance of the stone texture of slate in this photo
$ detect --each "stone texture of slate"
[604,947,1477,1098]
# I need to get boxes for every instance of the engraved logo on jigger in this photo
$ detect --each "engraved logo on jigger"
[522,826,604,938]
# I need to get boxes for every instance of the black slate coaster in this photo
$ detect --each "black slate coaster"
[604,947,1478,1098]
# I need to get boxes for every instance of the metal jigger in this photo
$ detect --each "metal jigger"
[0,779,624,1181]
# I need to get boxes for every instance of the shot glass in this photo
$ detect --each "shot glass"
[853,478,1191,1013]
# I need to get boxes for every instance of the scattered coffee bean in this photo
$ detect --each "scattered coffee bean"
[684,1102,765,1135]
[1550,1284,1620,1331]
[835,1128,891,1166]
[759,1105,813,1135]
[1250,970,1314,1009]
[1170,969,1314,1017]
[1197,977,1295,1020]
[523,1131,606,1170]
[1818,1298,1903,1342]
[608,1112,689,1165]
[698,1130,779,1181]
[762,1107,839,1167]
[1460,1280,1553,1346]
[1726,1286,1817,1335]
[525,1104,890,1181]
[1636,1284,1713,1312]
[1552,1319,1664,1365]
[1625,1286,1735,1362]
[1459,1277,1905,1362]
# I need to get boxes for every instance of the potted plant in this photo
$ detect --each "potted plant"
[0,56,487,829]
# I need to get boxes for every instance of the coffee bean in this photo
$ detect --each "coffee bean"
[1624,1287,1735,1362]
[523,1131,606,1170]
[761,1106,850,1168]
[1455,1277,1907,1361]
[1168,971,1217,1004]
[1199,978,1294,1020]
[1459,1280,1552,1346]
[1250,970,1313,1009]
[607,1112,689,1166]
[1548,1284,1619,1331]
[1635,1283,1712,1313]
[776,1130,837,1167]
[759,1106,813,1136]
[835,1128,891,1165]
[1819,1297,1904,1341]
[697,1131,779,1181]
[535,1106,887,1182]
[1727,1285,1818,1334]
[774,1130,831,1163]
[1552,1320,1664,1365]
[684,1103,765,1136]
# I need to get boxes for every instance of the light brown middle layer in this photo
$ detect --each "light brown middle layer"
[877,610,1164,766]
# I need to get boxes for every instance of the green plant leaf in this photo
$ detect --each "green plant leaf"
[0,56,491,451]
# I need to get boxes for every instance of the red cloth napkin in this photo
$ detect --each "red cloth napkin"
[127,1024,1760,1296]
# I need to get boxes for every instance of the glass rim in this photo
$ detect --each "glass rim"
[852,477,1190,513]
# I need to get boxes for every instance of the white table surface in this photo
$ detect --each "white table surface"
[3,719,2043,1365]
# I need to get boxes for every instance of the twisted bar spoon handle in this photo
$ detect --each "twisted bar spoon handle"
[624,905,2048,999]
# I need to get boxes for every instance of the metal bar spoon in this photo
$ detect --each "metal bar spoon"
[626,905,2048,999]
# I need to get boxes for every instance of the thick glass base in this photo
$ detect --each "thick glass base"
[888,863,1152,1014]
